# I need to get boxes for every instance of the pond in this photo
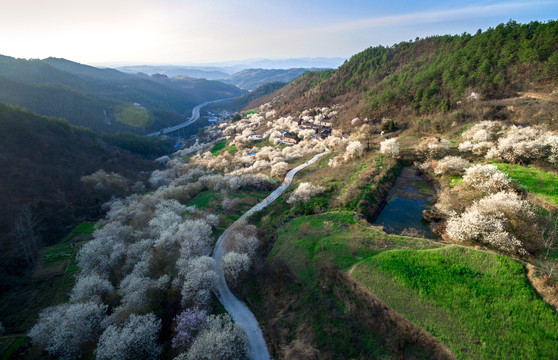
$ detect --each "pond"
[374,167,437,238]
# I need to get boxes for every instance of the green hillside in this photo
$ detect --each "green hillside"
[255,20,558,124]
[0,56,244,133]
[0,103,171,288]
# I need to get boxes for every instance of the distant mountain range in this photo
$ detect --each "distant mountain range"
[116,58,344,91]
[114,57,345,76]
[221,68,328,91]
[0,55,244,133]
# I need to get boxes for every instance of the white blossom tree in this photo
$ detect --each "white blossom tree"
[180,256,217,309]
[71,273,114,303]
[343,141,364,161]
[287,182,326,205]
[96,313,162,360]
[223,252,251,286]
[271,161,289,178]
[179,314,248,360]
[380,138,399,157]
[446,192,536,255]
[28,302,107,360]
[462,164,513,193]
[434,156,470,175]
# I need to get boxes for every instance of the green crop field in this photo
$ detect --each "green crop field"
[353,246,558,360]
[494,163,558,206]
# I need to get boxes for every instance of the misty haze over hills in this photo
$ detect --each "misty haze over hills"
[115,57,346,78]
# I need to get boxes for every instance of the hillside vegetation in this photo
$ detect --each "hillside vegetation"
[254,20,557,126]
[0,103,171,289]
[0,56,243,133]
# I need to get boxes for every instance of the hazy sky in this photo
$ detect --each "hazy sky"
[1,0,556,65]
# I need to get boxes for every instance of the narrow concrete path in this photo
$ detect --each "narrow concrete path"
[212,148,330,360]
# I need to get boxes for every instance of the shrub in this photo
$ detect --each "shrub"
[381,117,397,132]
[380,138,399,157]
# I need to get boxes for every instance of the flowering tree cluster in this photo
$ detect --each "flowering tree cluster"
[96,313,162,360]
[287,182,326,205]
[431,160,544,255]
[434,156,470,175]
[175,314,248,360]
[31,103,346,358]
[459,121,557,164]
[81,170,129,192]
[446,192,537,255]
[28,302,107,359]
[417,137,451,159]
[462,164,513,193]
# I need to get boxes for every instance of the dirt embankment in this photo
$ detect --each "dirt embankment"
[244,259,456,360]
[524,264,558,312]
[324,263,456,360]
[358,161,403,223]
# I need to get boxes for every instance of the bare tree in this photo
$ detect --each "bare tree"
[540,216,558,278]
[12,205,42,267]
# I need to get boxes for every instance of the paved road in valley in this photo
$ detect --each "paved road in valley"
[146,97,235,136]
[212,148,330,360]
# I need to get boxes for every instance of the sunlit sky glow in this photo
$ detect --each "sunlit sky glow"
[1,0,556,66]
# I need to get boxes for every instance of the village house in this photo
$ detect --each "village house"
[318,117,332,127]
[281,132,299,144]
[299,121,320,131]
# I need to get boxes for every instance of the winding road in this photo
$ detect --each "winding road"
[146,97,235,136]
[212,148,330,360]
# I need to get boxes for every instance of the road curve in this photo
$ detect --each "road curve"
[212,148,330,360]
[146,97,235,136]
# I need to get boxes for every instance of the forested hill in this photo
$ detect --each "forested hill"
[0,56,244,133]
[255,20,558,124]
[0,103,171,287]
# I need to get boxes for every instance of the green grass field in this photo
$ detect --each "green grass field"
[353,246,558,360]
[210,140,237,156]
[115,104,153,128]
[210,140,227,155]
[270,212,440,285]
[494,163,558,206]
